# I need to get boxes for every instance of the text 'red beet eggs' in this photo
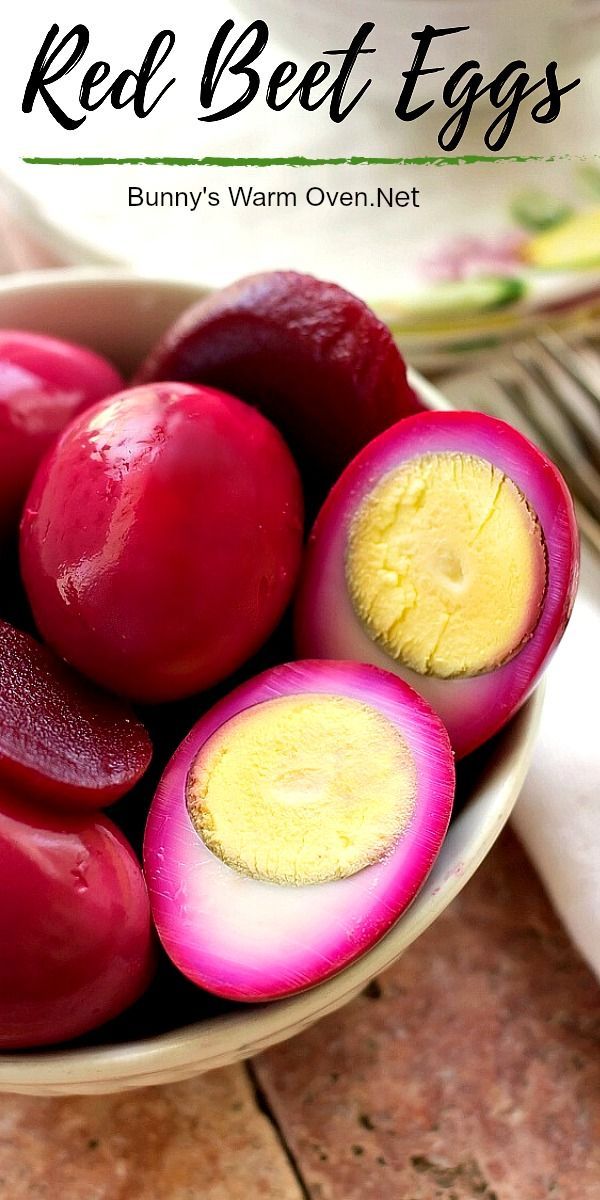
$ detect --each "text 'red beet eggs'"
[296,411,579,758]
[144,660,454,1002]
[0,619,151,809]
[20,382,303,702]
[0,330,123,539]
[135,271,420,474]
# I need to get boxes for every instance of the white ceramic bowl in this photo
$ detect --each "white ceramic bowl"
[0,269,543,1095]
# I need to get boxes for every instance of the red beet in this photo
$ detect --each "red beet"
[0,330,123,539]
[0,619,152,809]
[135,271,420,474]
[20,383,304,702]
[0,786,154,1048]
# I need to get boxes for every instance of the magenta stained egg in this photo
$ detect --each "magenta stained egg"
[295,411,579,757]
[19,382,304,702]
[0,787,154,1049]
[144,660,454,1002]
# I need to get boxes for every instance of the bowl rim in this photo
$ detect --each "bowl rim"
[0,690,542,1091]
[0,264,205,296]
[0,268,544,1091]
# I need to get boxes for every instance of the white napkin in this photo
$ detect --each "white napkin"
[512,544,600,976]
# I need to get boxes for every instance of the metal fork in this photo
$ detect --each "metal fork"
[440,326,600,555]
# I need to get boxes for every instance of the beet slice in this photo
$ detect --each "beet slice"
[135,271,420,474]
[0,619,152,808]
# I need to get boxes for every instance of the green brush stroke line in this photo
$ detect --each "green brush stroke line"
[21,153,597,167]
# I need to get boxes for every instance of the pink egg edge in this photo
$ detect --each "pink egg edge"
[144,661,454,1001]
[295,411,580,758]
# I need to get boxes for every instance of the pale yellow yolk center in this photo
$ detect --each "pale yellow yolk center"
[187,694,416,886]
[346,452,547,679]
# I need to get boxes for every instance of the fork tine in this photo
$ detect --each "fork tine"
[439,330,600,551]
[571,498,600,556]
[538,328,600,410]
[491,366,600,522]
[447,363,579,477]
[513,339,600,470]
[491,372,600,552]
[507,354,600,506]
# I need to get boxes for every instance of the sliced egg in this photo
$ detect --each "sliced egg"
[295,412,579,757]
[143,660,454,1001]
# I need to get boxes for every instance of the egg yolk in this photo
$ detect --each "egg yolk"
[346,452,547,678]
[187,694,416,886]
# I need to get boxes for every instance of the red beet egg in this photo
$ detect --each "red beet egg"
[136,271,420,474]
[296,411,579,758]
[0,786,153,1048]
[0,330,123,539]
[0,619,151,809]
[144,660,454,1002]
[20,382,303,702]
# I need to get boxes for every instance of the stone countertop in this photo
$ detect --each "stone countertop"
[0,828,598,1200]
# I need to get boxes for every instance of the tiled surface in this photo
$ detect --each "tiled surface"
[0,831,599,1199]
[255,830,600,1200]
[0,1067,303,1200]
